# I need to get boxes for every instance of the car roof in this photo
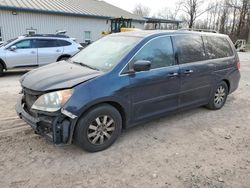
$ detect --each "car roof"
[112,30,228,38]
[23,34,70,39]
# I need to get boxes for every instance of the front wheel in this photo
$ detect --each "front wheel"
[74,104,122,152]
[206,81,228,110]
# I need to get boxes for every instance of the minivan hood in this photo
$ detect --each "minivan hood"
[20,61,103,91]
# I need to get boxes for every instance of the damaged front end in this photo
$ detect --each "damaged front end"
[15,87,77,144]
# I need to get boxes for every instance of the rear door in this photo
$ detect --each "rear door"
[35,39,63,66]
[5,39,38,68]
[173,34,214,109]
[203,35,236,86]
[127,36,180,122]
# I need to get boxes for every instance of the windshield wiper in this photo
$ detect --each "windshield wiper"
[72,61,100,71]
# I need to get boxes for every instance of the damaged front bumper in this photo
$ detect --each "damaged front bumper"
[15,97,77,145]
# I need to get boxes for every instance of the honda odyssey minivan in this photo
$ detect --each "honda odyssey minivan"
[16,30,240,152]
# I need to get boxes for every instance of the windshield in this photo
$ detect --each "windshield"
[0,38,17,47]
[71,35,141,72]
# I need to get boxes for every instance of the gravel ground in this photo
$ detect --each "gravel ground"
[0,53,250,188]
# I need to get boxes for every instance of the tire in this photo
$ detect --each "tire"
[74,104,122,152]
[206,81,228,110]
[0,64,3,77]
[58,56,70,61]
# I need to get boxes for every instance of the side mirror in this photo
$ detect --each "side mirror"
[10,45,17,51]
[133,60,151,72]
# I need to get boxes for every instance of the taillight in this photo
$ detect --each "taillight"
[237,61,240,70]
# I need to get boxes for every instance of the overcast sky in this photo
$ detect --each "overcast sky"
[104,0,178,16]
[104,0,216,20]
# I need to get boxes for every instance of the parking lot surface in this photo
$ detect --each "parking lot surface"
[0,53,250,188]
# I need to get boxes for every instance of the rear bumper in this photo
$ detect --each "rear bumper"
[229,70,241,94]
[15,97,75,144]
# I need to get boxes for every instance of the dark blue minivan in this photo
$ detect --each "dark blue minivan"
[16,30,240,152]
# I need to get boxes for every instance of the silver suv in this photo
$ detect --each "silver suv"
[0,34,82,76]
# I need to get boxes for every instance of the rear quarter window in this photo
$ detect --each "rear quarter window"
[204,36,234,59]
[174,35,206,64]
[57,40,72,47]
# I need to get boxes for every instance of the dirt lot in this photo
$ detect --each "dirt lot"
[0,53,250,188]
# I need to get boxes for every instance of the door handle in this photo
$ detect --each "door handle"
[56,49,61,52]
[183,70,194,74]
[167,72,179,78]
[31,51,36,54]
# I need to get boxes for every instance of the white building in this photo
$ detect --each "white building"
[0,0,145,43]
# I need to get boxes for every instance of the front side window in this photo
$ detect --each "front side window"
[72,35,141,72]
[15,40,33,49]
[35,39,58,48]
[131,36,175,69]
[204,36,234,59]
[174,35,206,64]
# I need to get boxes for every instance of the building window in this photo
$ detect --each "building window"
[84,31,91,43]
[0,27,2,41]
[26,29,37,35]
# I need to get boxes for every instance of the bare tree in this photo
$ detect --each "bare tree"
[208,3,221,30]
[156,8,174,20]
[228,0,240,35]
[248,12,250,42]
[179,0,204,28]
[219,0,230,33]
[156,3,182,20]
[236,0,249,36]
[132,4,151,17]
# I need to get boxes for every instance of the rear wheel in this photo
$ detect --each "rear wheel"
[74,104,122,152]
[0,64,4,77]
[206,81,228,110]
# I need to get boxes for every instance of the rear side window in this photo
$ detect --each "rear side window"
[204,36,233,59]
[35,39,58,48]
[131,36,175,69]
[57,40,71,47]
[174,35,206,64]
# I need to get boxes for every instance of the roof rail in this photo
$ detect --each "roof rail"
[178,28,218,33]
[23,34,70,38]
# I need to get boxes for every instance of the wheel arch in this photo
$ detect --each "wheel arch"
[57,54,71,61]
[222,79,230,92]
[76,101,128,130]
[0,58,7,70]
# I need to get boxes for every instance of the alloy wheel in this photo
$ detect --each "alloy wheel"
[87,115,115,145]
[214,86,226,107]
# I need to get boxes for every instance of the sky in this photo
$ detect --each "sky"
[104,0,178,16]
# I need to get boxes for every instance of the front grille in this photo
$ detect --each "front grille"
[22,87,42,117]
[24,93,38,111]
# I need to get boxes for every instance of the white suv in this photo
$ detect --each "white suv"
[0,34,82,76]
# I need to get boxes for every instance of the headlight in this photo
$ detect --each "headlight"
[31,89,73,112]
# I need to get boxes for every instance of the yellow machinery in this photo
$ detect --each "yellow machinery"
[102,17,137,36]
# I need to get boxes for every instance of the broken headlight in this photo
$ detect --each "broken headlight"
[31,89,73,112]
